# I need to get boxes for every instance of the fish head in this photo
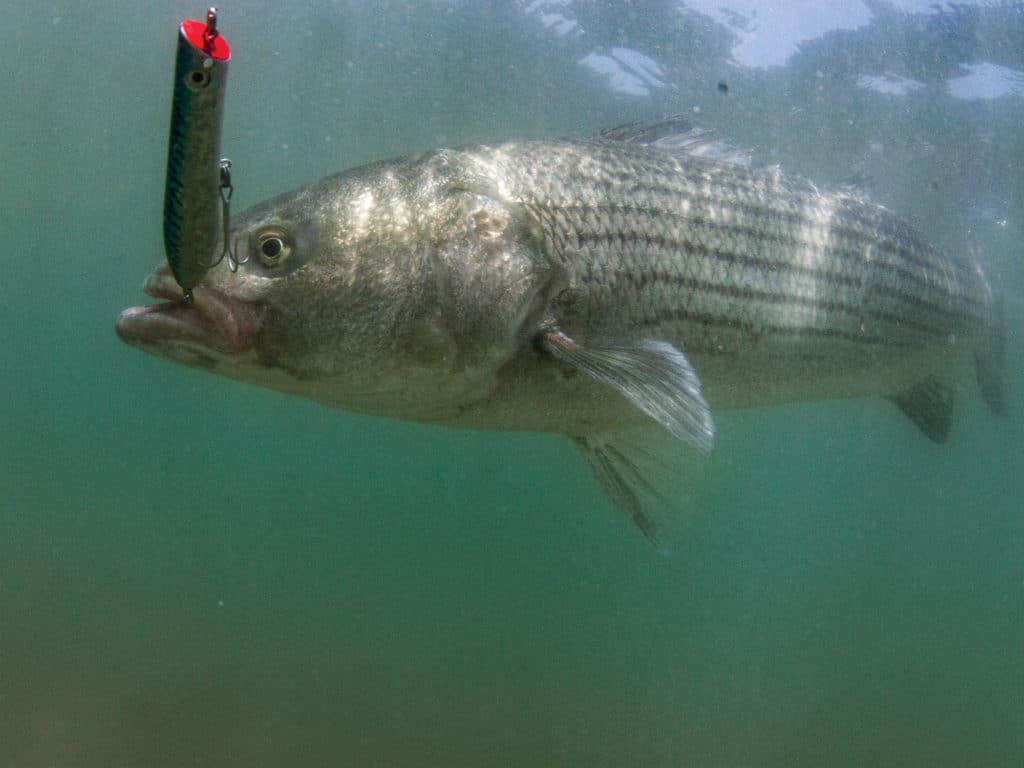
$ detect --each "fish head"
[116,153,554,421]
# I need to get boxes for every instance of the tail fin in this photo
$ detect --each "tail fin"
[975,295,1007,415]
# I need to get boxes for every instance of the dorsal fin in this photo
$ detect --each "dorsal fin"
[598,115,696,144]
[596,115,753,167]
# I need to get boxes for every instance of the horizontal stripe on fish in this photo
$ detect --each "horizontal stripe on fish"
[625,305,917,348]
[528,206,987,335]
[586,268,944,338]
[532,200,979,310]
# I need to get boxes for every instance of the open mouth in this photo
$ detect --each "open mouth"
[115,269,262,355]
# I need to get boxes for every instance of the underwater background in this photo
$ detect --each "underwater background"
[2,1,1022,765]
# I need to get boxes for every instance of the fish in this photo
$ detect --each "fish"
[116,117,1006,545]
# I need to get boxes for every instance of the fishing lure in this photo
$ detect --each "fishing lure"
[163,8,232,304]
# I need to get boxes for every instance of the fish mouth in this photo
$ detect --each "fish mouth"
[115,269,263,356]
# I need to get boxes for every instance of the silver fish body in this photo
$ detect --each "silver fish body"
[453,139,1001,412]
[118,122,1005,542]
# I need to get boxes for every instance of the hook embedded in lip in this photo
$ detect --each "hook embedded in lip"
[117,269,263,355]
[142,269,188,302]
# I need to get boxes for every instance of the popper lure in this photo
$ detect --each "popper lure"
[163,8,233,303]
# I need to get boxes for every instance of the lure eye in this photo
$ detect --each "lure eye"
[256,231,292,267]
[186,68,211,90]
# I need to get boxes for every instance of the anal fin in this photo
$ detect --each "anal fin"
[888,377,954,444]
[574,430,699,550]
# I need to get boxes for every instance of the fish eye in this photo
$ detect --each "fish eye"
[262,237,283,258]
[256,230,292,267]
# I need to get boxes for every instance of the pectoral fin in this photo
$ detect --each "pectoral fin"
[541,331,713,546]
[541,331,715,454]
[888,376,954,444]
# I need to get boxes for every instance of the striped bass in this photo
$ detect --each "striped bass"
[116,118,1006,544]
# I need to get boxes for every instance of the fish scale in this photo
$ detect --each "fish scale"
[468,141,993,367]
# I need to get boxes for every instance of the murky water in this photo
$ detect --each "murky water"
[2,1,1022,765]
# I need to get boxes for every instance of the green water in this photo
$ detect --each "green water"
[2,1,1022,765]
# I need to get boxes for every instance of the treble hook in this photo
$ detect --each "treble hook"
[220,159,250,272]
[217,158,234,268]
[199,157,248,272]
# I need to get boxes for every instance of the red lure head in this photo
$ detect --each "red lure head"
[181,9,230,60]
